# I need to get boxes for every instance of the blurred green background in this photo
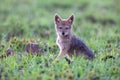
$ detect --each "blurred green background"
[0,0,119,42]
[0,0,120,80]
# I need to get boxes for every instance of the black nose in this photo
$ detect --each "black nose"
[62,32,65,35]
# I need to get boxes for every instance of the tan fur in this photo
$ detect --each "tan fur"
[54,13,94,61]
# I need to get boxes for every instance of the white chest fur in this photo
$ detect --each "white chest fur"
[56,37,71,51]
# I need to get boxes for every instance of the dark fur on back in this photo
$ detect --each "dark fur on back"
[68,35,94,59]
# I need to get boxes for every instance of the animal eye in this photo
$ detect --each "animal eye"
[59,27,62,29]
[65,27,69,29]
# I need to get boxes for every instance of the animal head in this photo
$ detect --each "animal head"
[54,13,74,38]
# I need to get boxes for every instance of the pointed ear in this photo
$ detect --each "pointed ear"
[54,13,61,24]
[68,14,74,25]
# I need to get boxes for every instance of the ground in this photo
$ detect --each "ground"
[0,0,120,80]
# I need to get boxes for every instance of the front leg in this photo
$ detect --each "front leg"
[55,50,65,61]
[52,51,63,64]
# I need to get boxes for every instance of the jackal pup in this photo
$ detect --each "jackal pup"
[54,13,94,61]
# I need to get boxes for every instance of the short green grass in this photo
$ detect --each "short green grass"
[0,0,120,80]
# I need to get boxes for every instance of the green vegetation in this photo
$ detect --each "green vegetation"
[0,0,120,80]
